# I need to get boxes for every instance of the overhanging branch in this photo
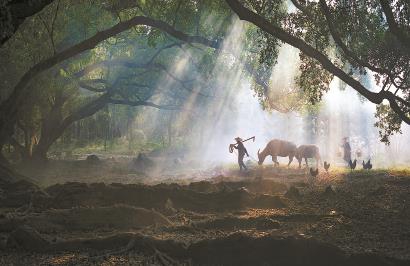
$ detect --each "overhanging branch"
[319,0,405,90]
[224,0,410,124]
[379,0,410,54]
[1,15,220,117]
[107,98,180,110]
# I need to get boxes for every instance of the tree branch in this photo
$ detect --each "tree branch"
[224,0,410,124]
[0,15,221,142]
[242,63,292,113]
[74,59,212,98]
[379,0,410,54]
[3,15,220,111]
[319,0,404,91]
[108,99,180,110]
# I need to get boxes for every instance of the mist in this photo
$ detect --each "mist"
[147,18,410,170]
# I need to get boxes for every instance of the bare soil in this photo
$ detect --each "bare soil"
[0,159,409,265]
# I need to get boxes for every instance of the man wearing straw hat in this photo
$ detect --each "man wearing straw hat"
[342,137,351,164]
[233,137,249,171]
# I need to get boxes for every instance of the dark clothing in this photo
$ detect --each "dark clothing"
[343,142,351,163]
[235,142,249,171]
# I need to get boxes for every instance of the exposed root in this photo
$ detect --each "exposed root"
[7,226,408,266]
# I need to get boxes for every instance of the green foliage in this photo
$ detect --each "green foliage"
[1,0,234,159]
[374,104,402,145]
[296,53,333,105]
[2,0,408,157]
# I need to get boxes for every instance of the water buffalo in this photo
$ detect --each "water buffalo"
[257,139,297,166]
[295,145,321,168]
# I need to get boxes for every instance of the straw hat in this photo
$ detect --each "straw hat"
[235,137,243,142]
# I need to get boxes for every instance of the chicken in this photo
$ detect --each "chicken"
[366,159,372,170]
[349,159,357,170]
[310,167,319,178]
[363,159,372,170]
[324,161,330,173]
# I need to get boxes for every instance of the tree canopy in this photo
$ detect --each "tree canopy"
[0,0,409,163]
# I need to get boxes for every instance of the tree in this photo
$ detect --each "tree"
[1,0,230,162]
[224,0,410,142]
[0,3,224,162]
[0,0,55,45]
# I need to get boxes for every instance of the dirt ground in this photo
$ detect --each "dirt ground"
[1,158,409,265]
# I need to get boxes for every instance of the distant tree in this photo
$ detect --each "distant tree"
[0,0,230,162]
[0,0,226,163]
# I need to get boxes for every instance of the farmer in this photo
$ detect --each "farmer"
[233,137,249,171]
[342,137,351,164]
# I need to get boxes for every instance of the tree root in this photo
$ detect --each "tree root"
[7,226,410,266]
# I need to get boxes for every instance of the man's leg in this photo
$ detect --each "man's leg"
[239,155,246,171]
[241,160,247,170]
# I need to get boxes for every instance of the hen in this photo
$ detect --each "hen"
[363,159,372,170]
[324,161,330,173]
[349,159,357,170]
[310,167,319,177]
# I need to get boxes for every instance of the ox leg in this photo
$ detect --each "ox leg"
[272,156,279,167]
[288,155,294,167]
[304,157,308,168]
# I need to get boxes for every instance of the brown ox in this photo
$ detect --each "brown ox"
[257,139,297,166]
[296,145,321,168]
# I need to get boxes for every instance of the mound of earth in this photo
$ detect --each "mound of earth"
[132,153,155,171]
[85,154,100,164]
[44,182,287,212]
[187,179,288,194]
[285,186,301,199]
[195,215,280,230]
[0,165,48,208]
[186,233,408,266]
[24,205,171,232]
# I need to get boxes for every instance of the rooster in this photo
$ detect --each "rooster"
[323,161,330,173]
[348,159,357,171]
[363,159,372,170]
[310,167,319,178]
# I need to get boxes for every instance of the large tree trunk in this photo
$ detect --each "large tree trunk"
[30,94,111,161]
[23,127,37,158]
[31,133,62,161]
[1,0,55,46]
[0,143,9,167]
